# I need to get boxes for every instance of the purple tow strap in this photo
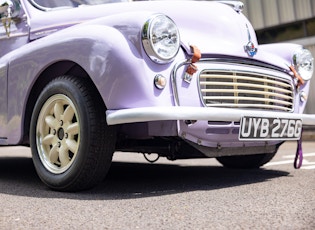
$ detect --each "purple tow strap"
[294,134,303,169]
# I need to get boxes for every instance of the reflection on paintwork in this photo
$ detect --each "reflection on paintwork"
[0,63,7,138]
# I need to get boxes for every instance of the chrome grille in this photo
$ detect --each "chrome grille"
[199,70,294,111]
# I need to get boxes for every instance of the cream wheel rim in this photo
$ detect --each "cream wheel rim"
[36,94,80,174]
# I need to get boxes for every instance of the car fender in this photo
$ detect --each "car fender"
[259,43,311,111]
[4,23,180,144]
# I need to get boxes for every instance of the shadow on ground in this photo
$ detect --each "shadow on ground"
[0,156,290,200]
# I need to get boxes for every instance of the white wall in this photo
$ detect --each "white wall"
[242,0,315,29]
[242,0,315,114]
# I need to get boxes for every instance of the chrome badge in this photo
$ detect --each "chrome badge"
[244,25,257,57]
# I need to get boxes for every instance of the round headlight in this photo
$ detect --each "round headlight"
[293,48,314,81]
[142,14,180,64]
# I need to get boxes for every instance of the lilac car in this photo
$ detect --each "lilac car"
[0,0,314,191]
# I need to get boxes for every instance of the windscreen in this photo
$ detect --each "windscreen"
[30,0,130,9]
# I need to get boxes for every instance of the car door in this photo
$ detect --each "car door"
[0,0,29,143]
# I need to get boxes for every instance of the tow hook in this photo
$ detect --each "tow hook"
[143,153,160,163]
[183,45,201,83]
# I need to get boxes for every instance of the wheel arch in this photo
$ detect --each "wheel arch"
[22,60,104,145]
[6,24,132,145]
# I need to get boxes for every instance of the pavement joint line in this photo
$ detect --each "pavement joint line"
[265,160,293,166]
[282,152,315,158]
[301,165,315,169]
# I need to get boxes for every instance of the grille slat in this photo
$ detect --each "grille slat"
[201,89,292,100]
[207,103,290,111]
[200,81,292,94]
[200,74,291,88]
[198,70,294,112]
[203,96,293,106]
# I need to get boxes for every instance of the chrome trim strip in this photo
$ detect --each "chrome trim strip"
[0,31,28,39]
[106,106,315,126]
[171,59,190,106]
[31,21,82,34]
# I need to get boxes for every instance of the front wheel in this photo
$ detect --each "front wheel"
[30,75,116,191]
[216,152,277,169]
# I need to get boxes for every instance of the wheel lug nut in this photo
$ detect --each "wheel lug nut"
[65,133,68,139]
[60,120,63,126]
[57,142,61,147]
[52,129,56,135]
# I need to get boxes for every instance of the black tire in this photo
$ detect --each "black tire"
[30,75,116,191]
[216,152,276,169]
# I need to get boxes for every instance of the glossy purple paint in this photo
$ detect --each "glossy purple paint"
[0,0,314,159]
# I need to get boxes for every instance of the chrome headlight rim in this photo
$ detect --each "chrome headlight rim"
[293,48,314,81]
[142,14,180,64]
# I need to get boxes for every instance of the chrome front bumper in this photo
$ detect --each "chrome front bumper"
[106,106,315,126]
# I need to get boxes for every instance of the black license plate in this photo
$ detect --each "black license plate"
[239,116,302,140]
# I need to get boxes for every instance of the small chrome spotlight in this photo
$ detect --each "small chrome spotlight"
[300,91,307,102]
[154,74,167,89]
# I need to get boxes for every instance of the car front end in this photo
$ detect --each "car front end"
[101,1,315,161]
